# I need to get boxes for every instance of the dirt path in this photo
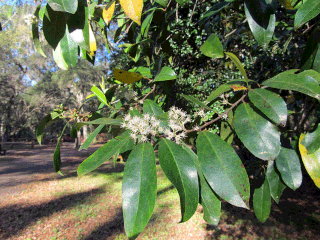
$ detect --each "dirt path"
[0,142,101,196]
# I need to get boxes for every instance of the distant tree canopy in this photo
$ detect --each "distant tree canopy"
[3,0,320,239]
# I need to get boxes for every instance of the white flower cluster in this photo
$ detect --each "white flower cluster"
[121,106,191,144]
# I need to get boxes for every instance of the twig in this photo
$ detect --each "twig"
[116,20,134,44]
[188,0,198,24]
[186,94,247,133]
[141,84,156,102]
[224,19,247,38]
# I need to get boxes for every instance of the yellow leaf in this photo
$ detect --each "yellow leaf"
[103,0,115,25]
[89,24,97,56]
[119,0,143,25]
[114,68,143,84]
[299,134,320,188]
[231,84,247,91]
[277,0,293,10]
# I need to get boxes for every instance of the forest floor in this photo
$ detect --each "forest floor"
[0,142,320,240]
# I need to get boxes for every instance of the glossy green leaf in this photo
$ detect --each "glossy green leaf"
[32,5,46,58]
[77,135,131,177]
[182,144,221,226]
[143,99,164,116]
[199,1,230,26]
[53,122,69,174]
[155,0,168,7]
[266,160,286,204]
[200,33,224,58]
[181,94,213,111]
[263,70,320,100]
[248,89,287,125]
[123,143,157,239]
[299,134,320,188]
[197,131,250,209]
[154,66,177,82]
[205,79,247,103]
[43,4,66,49]
[225,52,248,81]
[91,86,108,105]
[60,25,78,67]
[129,67,152,78]
[234,103,281,161]
[176,0,188,5]
[301,123,320,154]
[67,4,90,52]
[220,111,234,144]
[294,0,320,29]
[36,114,59,145]
[244,0,275,47]
[48,0,78,14]
[79,124,104,151]
[253,178,271,223]
[275,147,302,190]
[301,28,320,72]
[159,139,199,222]
[141,10,154,38]
[53,42,68,70]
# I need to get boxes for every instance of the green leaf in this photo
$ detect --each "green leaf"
[248,89,287,125]
[143,99,164,116]
[197,131,250,209]
[234,103,281,161]
[176,0,189,5]
[32,5,46,58]
[225,52,249,81]
[77,135,131,177]
[200,33,224,58]
[159,139,199,222]
[220,111,234,144]
[244,0,275,47]
[199,1,230,26]
[294,0,320,29]
[205,79,247,103]
[53,122,69,173]
[299,134,320,188]
[301,123,320,154]
[129,67,152,78]
[301,28,320,72]
[266,160,286,204]
[79,124,104,151]
[48,0,78,14]
[154,66,177,82]
[141,10,154,38]
[275,147,303,190]
[36,114,59,145]
[52,42,69,70]
[43,4,66,49]
[253,178,271,223]
[91,86,108,105]
[67,3,90,52]
[155,0,168,7]
[60,25,78,67]
[263,70,320,100]
[182,144,221,226]
[122,143,157,239]
[181,94,213,111]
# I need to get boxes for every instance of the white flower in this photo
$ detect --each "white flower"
[158,127,164,133]
[194,125,200,131]
[120,122,127,128]
[130,133,138,142]
[140,135,148,143]
[222,114,228,120]
[197,110,206,118]
[124,114,131,122]
[144,113,150,121]
[152,120,160,127]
